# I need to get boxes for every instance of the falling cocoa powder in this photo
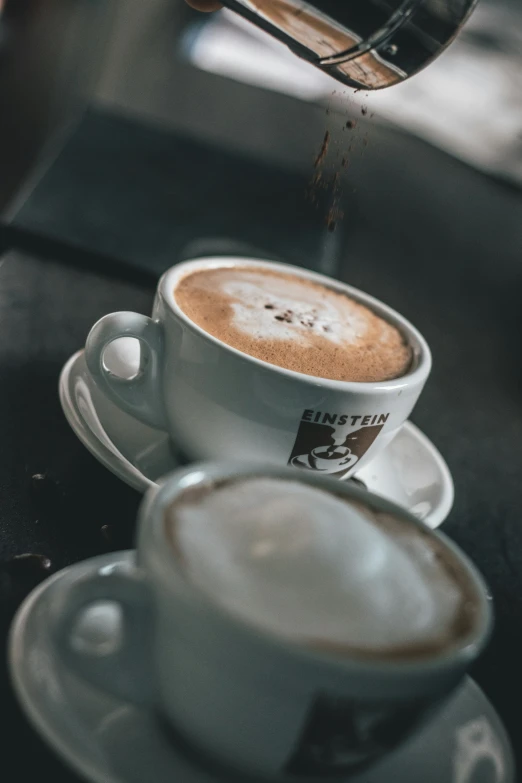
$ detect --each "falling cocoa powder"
[308,91,373,233]
[308,124,344,233]
[314,130,330,169]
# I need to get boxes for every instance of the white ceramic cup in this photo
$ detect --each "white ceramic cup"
[85,258,431,480]
[50,463,492,780]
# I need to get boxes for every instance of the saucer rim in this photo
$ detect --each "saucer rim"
[9,550,135,783]
[59,351,156,492]
[397,420,454,528]
[59,350,454,528]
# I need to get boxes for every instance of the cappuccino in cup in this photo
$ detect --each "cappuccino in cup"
[85,257,431,478]
[53,463,491,779]
[175,266,412,383]
[167,476,478,661]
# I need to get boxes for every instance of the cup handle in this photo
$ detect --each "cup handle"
[85,312,167,429]
[50,568,156,705]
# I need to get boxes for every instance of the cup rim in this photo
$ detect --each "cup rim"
[158,257,432,392]
[142,462,493,682]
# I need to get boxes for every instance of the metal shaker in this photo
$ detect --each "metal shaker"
[221,0,478,89]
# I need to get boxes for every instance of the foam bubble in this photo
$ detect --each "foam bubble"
[222,275,369,346]
[171,478,461,653]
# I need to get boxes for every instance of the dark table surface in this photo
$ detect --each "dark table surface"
[1,104,522,781]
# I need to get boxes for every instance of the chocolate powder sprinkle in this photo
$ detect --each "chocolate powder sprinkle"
[314,130,330,168]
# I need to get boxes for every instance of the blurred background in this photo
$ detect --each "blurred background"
[1,0,521,278]
[1,1,522,773]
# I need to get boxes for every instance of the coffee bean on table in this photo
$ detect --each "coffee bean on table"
[4,553,52,586]
[30,473,64,513]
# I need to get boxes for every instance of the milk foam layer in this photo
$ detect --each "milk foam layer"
[170,478,463,655]
[221,275,369,346]
[175,267,412,382]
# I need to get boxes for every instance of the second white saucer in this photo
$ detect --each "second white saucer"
[59,350,454,528]
[10,551,514,783]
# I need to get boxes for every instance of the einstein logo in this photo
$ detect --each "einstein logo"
[288,409,389,479]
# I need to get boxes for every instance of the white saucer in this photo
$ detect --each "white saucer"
[59,349,454,528]
[9,551,514,783]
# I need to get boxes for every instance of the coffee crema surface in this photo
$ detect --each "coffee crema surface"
[174,267,412,382]
[166,478,477,660]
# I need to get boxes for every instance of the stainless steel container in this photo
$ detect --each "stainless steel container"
[222,0,478,89]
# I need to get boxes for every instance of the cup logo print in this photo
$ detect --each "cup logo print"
[284,692,420,775]
[288,409,390,479]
